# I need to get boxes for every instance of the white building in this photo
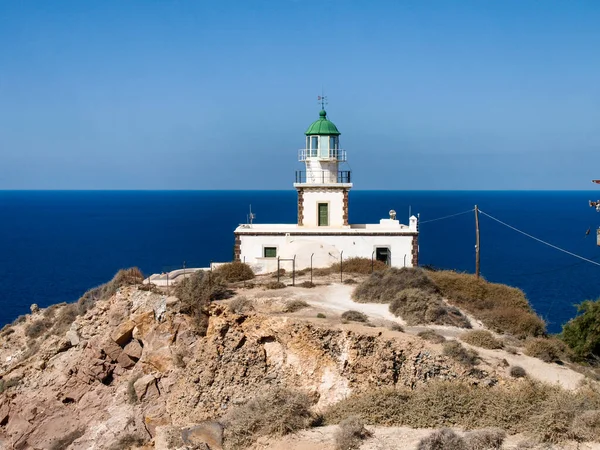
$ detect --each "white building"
[234,108,419,274]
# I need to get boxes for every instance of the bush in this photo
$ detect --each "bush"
[569,410,600,442]
[108,434,148,450]
[510,366,527,378]
[460,330,503,350]
[388,288,471,328]
[127,375,140,404]
[265,281,286,290]
[317,313,326,319]
[341,310,368,323]
[222,388,315,449]
[78,267,144,315]
[334,416,372,450]
[417,428,466,450]
[331,257,388,275]
[353,267,439,304]
[562,298,600,360]
[389,323,404,332]
[283,300,309,313]
[443,341,479,367]
[271,268,286,278]
[229,296,254,314]
[428,271,545,338]
[524,337,571,363]
[343,278,357,285]
[52,303,79,336]
[215,262,255,283]
[25,319,51,339]
[418,329,446,344]
[299,281,315,288]
[463,428,506,450]
[175,270,226,335]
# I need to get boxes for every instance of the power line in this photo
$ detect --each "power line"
[419,208,474,224]
[478,209,600,268]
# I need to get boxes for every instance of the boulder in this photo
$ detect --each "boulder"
[124,339,143,360]
[132,311,155,341]
[116,352,136,369]
[182,421,224,450]
[66,324,80,346]
[111,320,136,345]
[30,304,39,313]
[134,374,160,402]
[101,339,122,362]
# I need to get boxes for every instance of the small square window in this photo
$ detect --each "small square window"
[264,247,277,258]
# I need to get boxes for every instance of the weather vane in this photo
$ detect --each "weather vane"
[317,94,328,110]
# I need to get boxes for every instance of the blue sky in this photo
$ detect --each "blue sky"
[0,0,599,190]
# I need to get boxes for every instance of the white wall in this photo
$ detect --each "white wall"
[239,233,415,274]
[302,189,345,227]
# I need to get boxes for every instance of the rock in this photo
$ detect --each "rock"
[154,425,184,450]
[66,325,80,346]
[134,374,159,402]
[111,320,136,345]
[117,352,136,369]
[154,297,167,322]
[132,311,155,341]
[102,339,122,362]
[30,304,39,313]
[144,404,171,437]
[182,421,224,450]
[124,339,143,360]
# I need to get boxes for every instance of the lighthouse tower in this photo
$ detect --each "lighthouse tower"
[294,108,352,228]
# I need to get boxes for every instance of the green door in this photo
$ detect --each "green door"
[318,203,328,226]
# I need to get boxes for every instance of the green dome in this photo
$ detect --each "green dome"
[305,110,341,136]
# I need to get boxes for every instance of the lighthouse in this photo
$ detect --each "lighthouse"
[295,108,351,228]
[234,105,419,274]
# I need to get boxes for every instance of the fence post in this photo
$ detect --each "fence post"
[371,250,375,273]
[277,257,281,283]
[292,255,296,286]
[310,253,314,284]
[340,251,343,283]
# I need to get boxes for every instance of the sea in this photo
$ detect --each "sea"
[2,190,600,334]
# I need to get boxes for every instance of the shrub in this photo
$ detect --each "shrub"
[460,330,503,350]
[51,303,79,336]
[12,315,26,325]
[389,323,404,332]
[524,337,571,363]
[108,434,147,450]
[283,300,310,313]
[418,329,446,344]
[222,388,315,449]
[0,377,21,394]
[353,267,439,304]
[341,310,368,323]
[334,416,372,450]
[48,428,85,450]
[229,296,254,314]
[428,271,545,338]
[569,410,600,442]
[317,313,326,319]
[127,375,140,404]
[214,262,255,283]
[25,319,50,339]
[271,268,286,278]
[463,428,506,450]
[562,298,600,360]
[510,366,527,378]
[78,267,144,315]
[175,270,226,335]
[443,341,479,367]
[343,278,357,285]
[331,257,388,275]
[417,428,466,450]
[265,281,286,290]
[388,288,471,328]
[299,281,315,288]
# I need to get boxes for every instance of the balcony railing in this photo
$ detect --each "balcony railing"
[298,149,347,162]
[295,170,352,184]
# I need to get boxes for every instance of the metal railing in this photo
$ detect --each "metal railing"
[298,149,347,162]
[295,170,352,184]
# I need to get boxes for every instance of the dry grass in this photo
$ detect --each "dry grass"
[460,330,503,350]
[353,268,439,304]
[443,340,480,367]
[299,281,316,288]
[417,428,466,450]
[265,281,286,290]
[283,299,310,313]
[222,388,315,450]
[569,410,600,442]
[325,380,600,443]
[510,366,527,378]
[418,329,446,344]
[428,271,546,338]
[108,434,148,450]
[341,310,368,323]
[229,296,254,314]
[464,428,506,449]
[25,319,51,339]
[175,270,226,335]
[215,262,255,282]
[389,323,404,332]
[389,288,471,328]
[317,313,327,319]
[331,257,388,274]
[333,416,372,450]
[78,267,144,315]
[524,337,572,363]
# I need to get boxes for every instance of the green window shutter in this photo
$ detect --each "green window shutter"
[264,247,277,258]
[318,203,329,226]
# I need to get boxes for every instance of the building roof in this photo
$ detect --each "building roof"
[305,110,341,136]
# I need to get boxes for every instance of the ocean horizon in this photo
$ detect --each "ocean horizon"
[2,189,600,333]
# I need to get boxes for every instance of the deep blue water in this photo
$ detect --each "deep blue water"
[1,190,600,333]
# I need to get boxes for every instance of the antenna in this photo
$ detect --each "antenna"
[317,94,328,110]
[248,204,255,226]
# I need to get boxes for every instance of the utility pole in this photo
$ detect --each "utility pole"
[475,205,480,278]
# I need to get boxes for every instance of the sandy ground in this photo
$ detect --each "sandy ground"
[241,278,588,390]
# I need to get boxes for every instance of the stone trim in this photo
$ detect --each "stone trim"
[235,231,418,237]
[297,188,304,226]
[234,235,241,262]
[411,235,419,266]
[343,189,349,226]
